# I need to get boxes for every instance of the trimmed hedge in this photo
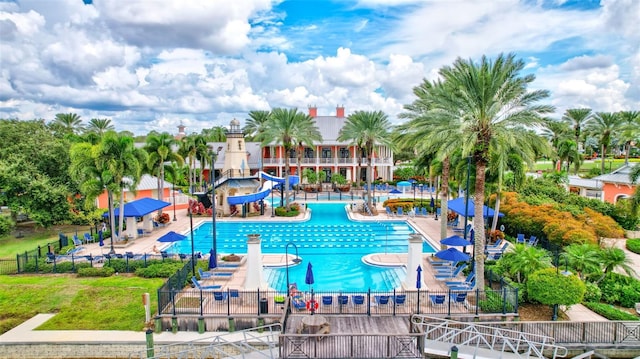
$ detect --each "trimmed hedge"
[583,302,639,321]
[626,238,640,254]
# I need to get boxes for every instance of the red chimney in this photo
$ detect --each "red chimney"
[308,106,317,118]
[336,105,345,118]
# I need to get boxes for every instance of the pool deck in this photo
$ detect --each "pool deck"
[77,198,470,293]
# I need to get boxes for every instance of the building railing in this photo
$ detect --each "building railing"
[260,157,393,167]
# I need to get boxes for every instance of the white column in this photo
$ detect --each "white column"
[404,233,425,289]
[244,234,267,290]
[126,217,138,239]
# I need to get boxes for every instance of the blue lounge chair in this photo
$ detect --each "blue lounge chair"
[337,295,349,305]
[397,207,404,216]
[83,233,94,244]
[375,295,390,312]
[291,297,306,310]
[385,207,395,217]
[213,291,228,302]
[516,233,525,244]
[486,242,508,254]
[421,207,428,217]
[527,236,538,246]
[322,296,333,306]
[445,271,475,286]
[198,268,214,279]
[191,276,221,290]
[430,294,446,306]
[392,294,406,306]
[450,292,468,306]
[435,263,468,280]
[352,295,365,306]
[72,235,83,247]
[486,239,503,249]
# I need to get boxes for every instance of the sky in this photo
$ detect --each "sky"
[0,0,638,135]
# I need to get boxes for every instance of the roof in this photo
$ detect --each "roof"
[105,197,171,217]
[568,176,603,189]
[593,164,639,185]
[123,174,174,191]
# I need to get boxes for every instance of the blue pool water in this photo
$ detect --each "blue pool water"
[169,202,436,291]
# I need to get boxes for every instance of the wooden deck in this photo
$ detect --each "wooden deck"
[286,314,411,334]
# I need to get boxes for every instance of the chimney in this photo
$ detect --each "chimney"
[308,105,317,118]
[336,105,345,118]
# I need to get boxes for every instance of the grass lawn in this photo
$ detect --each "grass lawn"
[0,274,164,334]
[0,223,94,257]
[533,158,639,174]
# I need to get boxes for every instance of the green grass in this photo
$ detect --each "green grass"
[533,158,639,174]
[0,274,164,334]
[0,224,92,257]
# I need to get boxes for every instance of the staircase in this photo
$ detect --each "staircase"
[412,315,568,359]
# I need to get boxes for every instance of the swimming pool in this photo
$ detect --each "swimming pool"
[169,202,436,291]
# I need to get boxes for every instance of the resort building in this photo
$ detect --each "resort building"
[592,164,639,204]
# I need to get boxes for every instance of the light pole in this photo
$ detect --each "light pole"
[285,242,301,295]
[271,184,275,217]
[189,205,196,277]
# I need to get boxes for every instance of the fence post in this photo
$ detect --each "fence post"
[145,329,154,358]
[450,345,458,359]
[198,317,205,334]
[15,253,20,274]
[154,316,162,334]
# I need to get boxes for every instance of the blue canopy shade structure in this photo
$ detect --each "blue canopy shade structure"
[440,235,472,247]
[103,197,171,218]
[396,181,412,187]
[157,231,187,243]
[435,247,470,262]
[389,189,402,194]
[447,197,504,218]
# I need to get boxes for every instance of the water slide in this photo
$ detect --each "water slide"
[227,171,300,205]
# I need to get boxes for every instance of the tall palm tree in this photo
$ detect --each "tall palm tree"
[86,118,115,135]
[418,53,553,290]
[588,112,623,173]
[556,139,581,174]
[562,108,592,153]
[258,108,321,210]
[541,117,570,170]
[202,126,227,142]
[243,110,271,141]
[144,133,184,215]
[619,111,640,165]
[178,135,200,194]
[338,111,393,212]
[53,113,84,134]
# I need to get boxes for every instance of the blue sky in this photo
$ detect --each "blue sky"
[0,0,638,135]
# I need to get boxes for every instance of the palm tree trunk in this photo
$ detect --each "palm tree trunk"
[474,160,487,292]
[108,190,117,252]
[439,157,450,247]
[118,188,126,242]
[600,144,606,174]
[366,147,373,212]
[284,153,291,210]
[157,166,164,216]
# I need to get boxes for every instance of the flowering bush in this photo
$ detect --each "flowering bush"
[156,213,170,224]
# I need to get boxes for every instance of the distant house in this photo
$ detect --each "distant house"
[592,164,638,204]
[96,174,188,211]
[567,175,603,201]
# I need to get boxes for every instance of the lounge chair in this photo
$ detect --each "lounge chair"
[83,233,94,244]
[374,295,390,312]
[421,207,428,217]
[352,295,365,307]
[198,268,214,279]
[516,233,525,244]
[321,296,333,306]
[435,263,468,280]
[486,239,503,249]
[397,207,404,216]
[191,276,221,291]
[213,291,228,302]
[291,297,306,310]
[385,207,395,217]
[392,294,406,306]
[486,242,508,254]
[229,289,242,304]
[337,295,349,305]
[450,292,468,306]
[137,228,146,237]
[445,272,475,286]
[527,236,538,246]
[430,294,446,306]
[72,235,83,247]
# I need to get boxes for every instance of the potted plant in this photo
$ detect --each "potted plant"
[302,168,320,193]
[331,173,350,192]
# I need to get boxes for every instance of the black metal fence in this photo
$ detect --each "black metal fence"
[156,287,519,319]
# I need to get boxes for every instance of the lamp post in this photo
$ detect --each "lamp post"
[189,205,196,277]
[285,242,301,295]
[271,184,275,217]
[172,183,177,221]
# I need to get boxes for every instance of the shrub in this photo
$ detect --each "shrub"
[77,266,115,277]
[274,206,299,217]
[582,282,602,303]
[583,302,639,321]
[626,239,640,254]
[598,272,640,307]
[527,268,586,306]
[135,262,185,278]
[0,215,14,236]
[478,290,515,313]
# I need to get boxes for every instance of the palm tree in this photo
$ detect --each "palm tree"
[338,111,393,213]
[202,126,227,142]
[588,112,623,174]
[86,118,115,135]
[53,113,84,134]
[243,110,271,141]
[562,108,592,153]
[417,53,553,290]
[619,111,640,165]
[258,108,321,210]
[556,139,581,174]
[541,117,570,170]
[178,135,202,194]
[563,243,602,280]
[502,244,552,283]
[597,246,637,281]
[144,133,184,215]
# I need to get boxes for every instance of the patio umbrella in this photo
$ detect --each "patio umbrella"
[157,231,187,243]
[429,197,435,209]
[440,235,472,247]
[416,265,422,289]
[208,248,217,270]
[98,231,104,247]
[434,247,470,262]
[305,262,315,315]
